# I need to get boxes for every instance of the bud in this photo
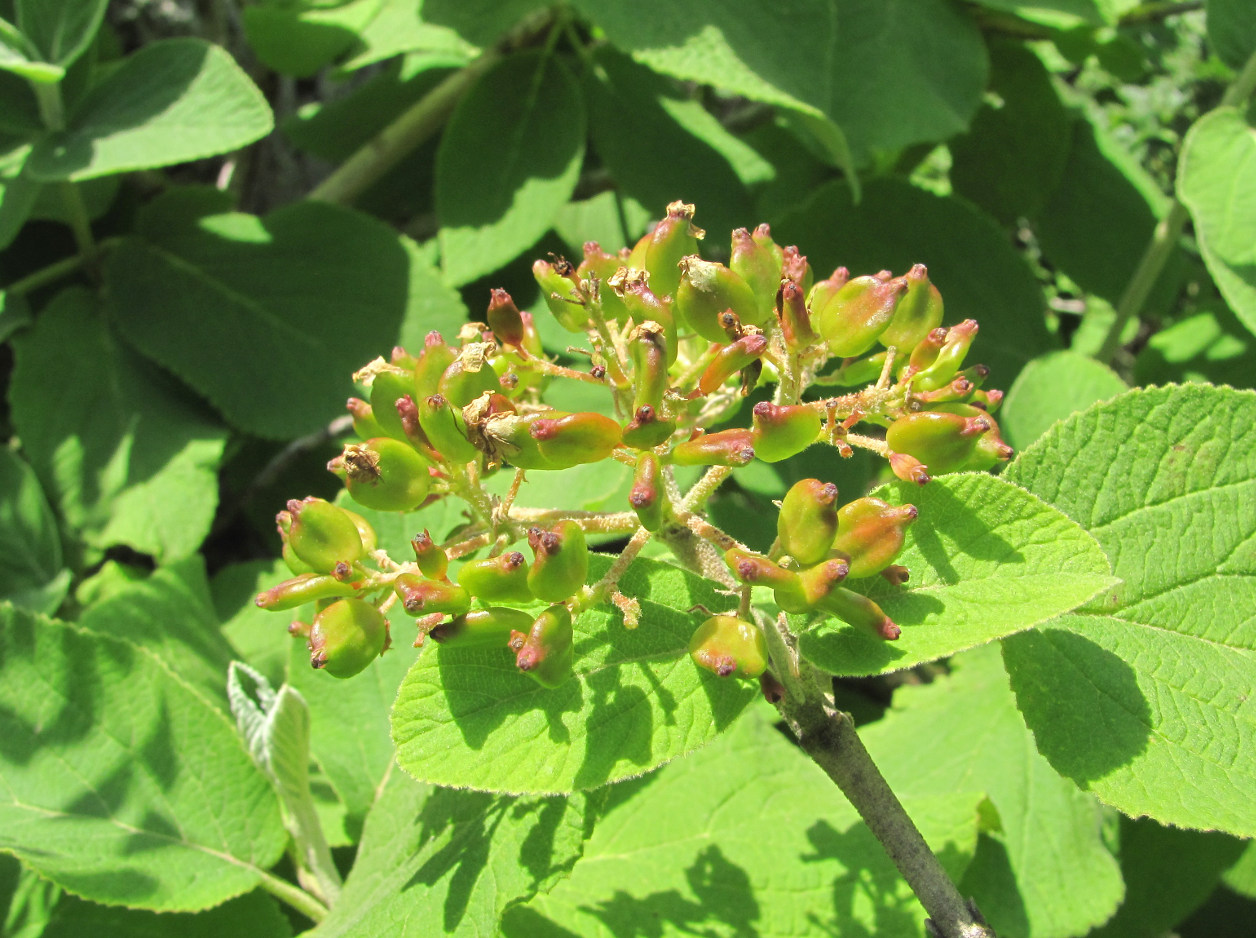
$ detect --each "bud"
[813,274,907,358]
[529,411,623,467]
[730,225,783,321]
[456,550,533,603]
[576,242,632,322]
[626,201,703,298]
[911,319,978,391]
[777,478,840,566]
[751,401,821,463]
[831,498,918,579]
[340,438,432,512]
[669,427,756,467]
[816,588,900,641]
[308,598,388,677]
[527,520,589,603]
[879,264,944,350]
[533,257,587,332]
[255,573,357,611]
[688,615,768,679]
[417,393,480,463]
[410,530,449,580]
[430,606,532,647]
[393,573,472,617]
[486,289,526,348]
[675,256,763,342]
[696,332,768,396]
[285,497,366,573]
[629,451,666,531]
[515,605,575,688]
[776,279,818,349]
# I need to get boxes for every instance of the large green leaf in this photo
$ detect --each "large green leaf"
[307,765,595,937]
[15,0,107,69]
[866,644,1122,938]
[1206,0,1256,70]
[105,198,466,439]
[1178,107,1256,338]
[28,39,272,181]
[797,473,1115,677]
[42,890,291,938]
[244,0,382,77]
[0,606,287,911]
[0,447,68,614]
[966,1,1113,27]
[1003,385,1256,836]
[436,51,585,285]
[9,288,227,562]
[507,703,983,938]
[392,554,758,795]
[1134,307,1254,390]
[1000,350,1127,450]
[772,177,1055,384]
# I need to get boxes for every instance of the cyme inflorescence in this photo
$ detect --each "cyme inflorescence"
[256,202,1011,685]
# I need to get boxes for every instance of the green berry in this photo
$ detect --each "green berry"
[688,615,768,679]
[675,256,763,342]
[777,479,840,566]
[813,274,906,358]
[456,551,534,603]
[430,606,532,647]
[285,497,366,574]
[526,521,589,603]
[393,573,471,616]
[255,572,357,611]
[831,498,918,579]
[627,201,703,299]
[514,605,575,688]
[751,401,822,463]
[341,438,432,512]
[308,598,388,678]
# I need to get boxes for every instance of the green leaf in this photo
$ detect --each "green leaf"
[1090,816,1246,938]
[1002,384,1256,836]
[0,18,64,82]
[307,766,595,937]
[0,150,41,251]
[863,644,1123,938]
[0,606,287,911]
[1224,841,1256,899]
[244,0,382,77]
[0,852,61,938]
[16,0,107,69]
[214,559,294,689]
[508,704,983,938]
[0,446,68,614]
[9,288,228,562]
[42,890,291,938]
[1000,350,1127,450]
[552,190,652,258]
[772,177,1056,383]
[1134,307,1254,389]
[437,51,585,285]
[966,0,1112,27]
[392,554,758,795]
[1178,107,1256,338]
[27,39,273,181]
[1206,0,1256,70]
[79,556,236,707]
[797,473,1116,677]
[104,198,466,439]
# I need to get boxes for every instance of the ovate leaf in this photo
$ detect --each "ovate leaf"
[16,0,107,69]
[0,607,287,911]
[9,288,227,562]
[797,473,1116,677]
[307,766,595,937]
[392,555,758,794]
[0,447,68,614]
[1178,107,1256,338]
[29,39,272,181]
[1003,384,1256,836]
[437,51,585,285]
[1000,350,1127,450]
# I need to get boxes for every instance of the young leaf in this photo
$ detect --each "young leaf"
[392,555,758,795]
[1000,350,1127,449]
[305,766,595,937]
[9,288,228,562]
[436,51,585,285]
[0,606,287,911]
[16,0,107,70]
[104,199,466,439]
[0,446,69,614]
[1003,384,1256,837]
[508,704,983,938]
[797,473,1116,677]
[1178,107,1256,339]
[28,39,272,181]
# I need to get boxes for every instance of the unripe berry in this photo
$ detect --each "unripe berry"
[806,266,851,316]
[910,319,978,391]
[576,242,632,322]
[430,606,532,647]
[514,605,575,688]
[831,498,918,579]
[340,438,432,512]
[730,225,783,321]
[688,615,768,679]
[817,588,900,641]
[777,479,840,566]
[629,452,666,531]
[486,288,526,348]
[813,274,907,358]
[669,427,756,467]
[369,367,418,442]
[615,273,678,363]
[780,245,813,294]
[417,393,480,463]
[626,201,703,299]
[308,598,388,678]
[410,529,449,580]
[879,264,943,350]
[346,397,387,440]
[414,333,456,400]
[776,279,818,349]
[255,573,357,611]
[393,573,471,616]
[622,404,676,450]
[529,411,623,467]
[533,258,586,332]
[886,406,1011,475]
[696,332,767,396]
[284,497,366,573]
[751,401,821,463]
[438,349,501,407]
[676,256,763,341]
[527,521,589,603]
[456,551,534,603]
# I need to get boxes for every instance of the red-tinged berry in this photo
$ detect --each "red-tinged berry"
[696,332,768,396]
[486,289,526,348]
[889,451,931,486]
[906,326,947,375]
[816,588,900,641]
[622,403,677,450]
[285,497,366,573]
[533,258,586,332]
[777,479,840,566]
[777,279,818,349]
[256,573,358,611]
[911,319,978,391]
[886,408,1005,476]
[629,452,666,531]
[626,200,703,299]
[516,605,575,688]
[751,401,821,463]
[529,411,623,467]
[308,598,388,678]
[688,615,768,679]
[723,548,808,613]
[780,246,813,294]
[730,225,783,321]
[456,551,534,603]
[341,438,432,512]
[796,558,850,608]
[669,427,756,467]
[806,266,851,316]
[430,606,533,647]
[614,273,678,363]
[393,573,471,617]
[527,520,589,603]
[411,529,449,580]
[831,498,917,579]
[629,321,670,412]
[417,393,480,463]
[675,255,763,341]
[879,264,944,351]
[813,274,907,358]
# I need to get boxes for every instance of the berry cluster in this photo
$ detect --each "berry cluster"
[256,201,1010,685]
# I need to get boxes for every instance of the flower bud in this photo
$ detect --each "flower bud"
[676,256,763,342]
[430,606,532,647]
[629,451,666,531]
[688,615,768,679]
[393,573,471,617]
[255,573,358,611]
[533,257,587,332]
[813,274,907,358]
[627,201,703,299]
[697,332,768,396]
[456,551,534,603]
[730,225,783,321]
[527,520,589,603]
[529,411,623,467]
[308,598,388,677]
[284,497,366,573]
[417,393,480,463]
[879,264,944,350]
[410,529,448,580]
[831,498,917,579]
[515,605,575,688]
[340,438,432,512]
[669,427,756,467]
[777,479,840,566]
[816,588,900,641]
[751,401,821,463]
